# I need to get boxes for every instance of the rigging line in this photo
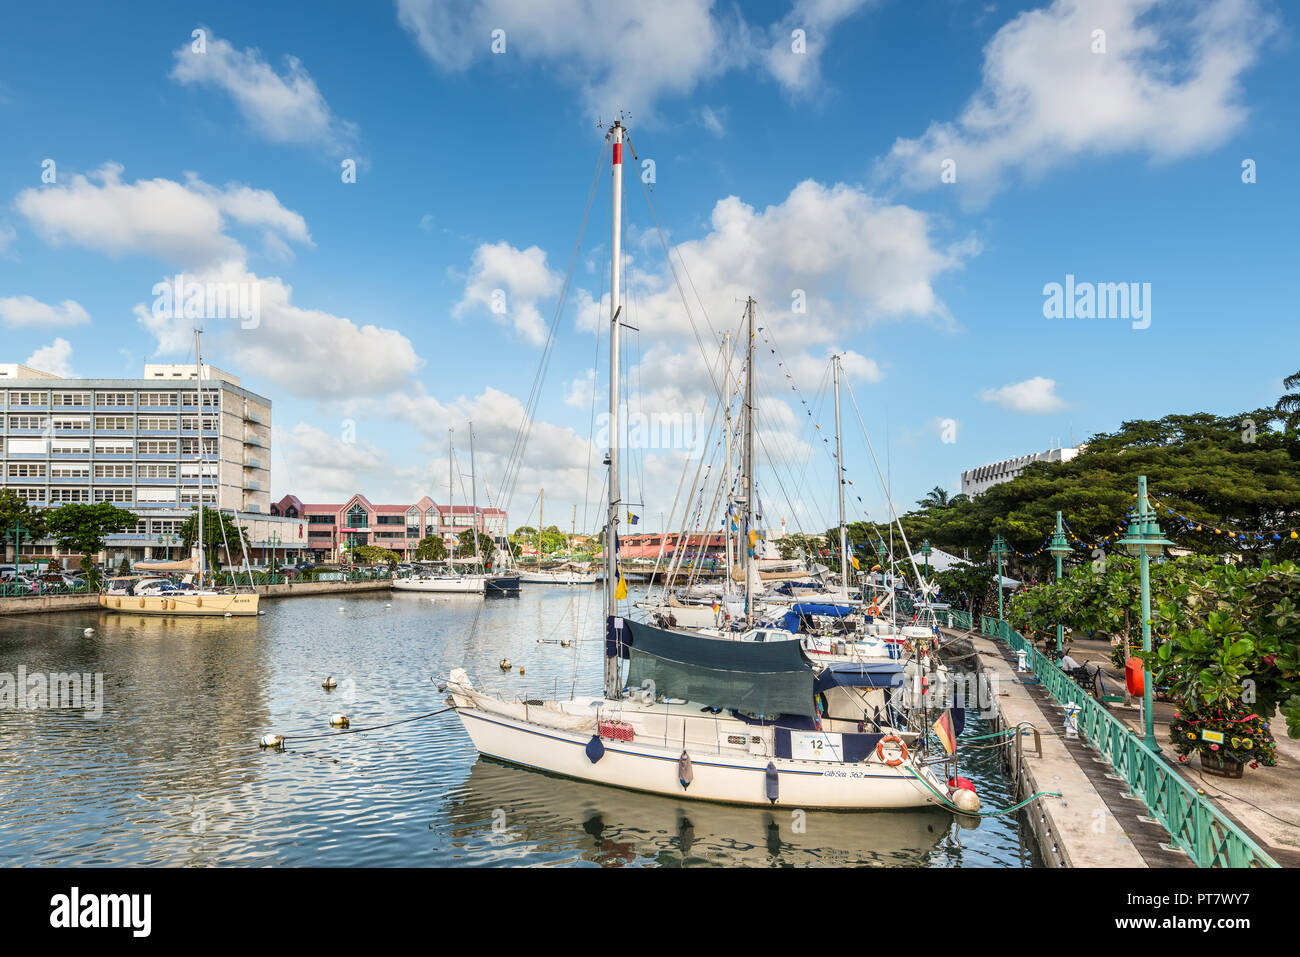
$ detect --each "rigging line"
[581,222,610,537]
[625,136,724,400]
[646,335,730,601]
[843,377,931,592]
[498,139,606,512]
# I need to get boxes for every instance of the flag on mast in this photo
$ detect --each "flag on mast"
[932,710,957,755]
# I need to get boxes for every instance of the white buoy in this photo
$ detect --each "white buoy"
[950,788,981,813]
[499,659,512,671]
[322,676,338,689]
[83,628,95,637]
[260,734,286,750]
[338,607,345,612]
[329,714,350,728]
[224,612,233,617]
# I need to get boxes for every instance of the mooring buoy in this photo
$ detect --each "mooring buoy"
[260,734,286,750]
[329,714,350,728]
[499,659,512,671]
[322,676,338,690]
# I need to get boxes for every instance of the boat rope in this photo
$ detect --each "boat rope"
[265,706,456,746]
[903,764,1062,817]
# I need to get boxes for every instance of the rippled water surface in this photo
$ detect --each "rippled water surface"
[0,588,1040,866]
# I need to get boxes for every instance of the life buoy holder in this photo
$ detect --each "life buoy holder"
[868,604,881,616]
[876,735,908,766]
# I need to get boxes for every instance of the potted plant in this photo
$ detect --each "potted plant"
[1148,611,1276,776]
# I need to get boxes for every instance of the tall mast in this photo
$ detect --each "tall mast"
[448,428,455,562]
[470,423,480,569]
[604,118,625,700]
[722,331,734,596]
[194,330,204,586]
[833,354,848,592]
[743,297,756,625]
[539,487,544,555]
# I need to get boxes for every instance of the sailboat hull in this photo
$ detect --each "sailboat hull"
[450,700,945,811]
[99,593,260,616]
[392,577,486,594]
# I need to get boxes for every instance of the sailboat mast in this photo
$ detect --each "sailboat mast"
[742,297,756,624]
[194,330,204,587]
[470,423,480,569]
[604,119,625,700]
[448,428,455,562]
[722,331,733,597]
[833,354,848,592]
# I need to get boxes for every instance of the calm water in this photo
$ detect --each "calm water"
[0,588,1040,867]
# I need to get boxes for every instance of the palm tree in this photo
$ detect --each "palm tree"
[1278,370,1300,434]
[917,486,951,509]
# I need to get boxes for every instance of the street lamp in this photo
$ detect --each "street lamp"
[920,538,932,579]
[988,533,1011,620]
[1046,511,1072,654]
[1117,474,1174,753]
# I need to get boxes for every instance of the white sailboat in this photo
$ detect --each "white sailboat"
[445,120,972,812]
[100,332,260,617]
[394,427,486,595]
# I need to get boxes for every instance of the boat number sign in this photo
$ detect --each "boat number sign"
[790,731,843,761]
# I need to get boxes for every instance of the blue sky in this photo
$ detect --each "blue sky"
[1,0,1296,535]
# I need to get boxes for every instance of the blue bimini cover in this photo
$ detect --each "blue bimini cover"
[812,661,905,695]
[780,602,856,633]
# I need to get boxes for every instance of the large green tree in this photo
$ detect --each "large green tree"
[1277,370,1300,434]
[44,502,136,578]
[0,489,47,564]
[894,410,1300,579]
[178,506,249,571]
[414,535,447,561]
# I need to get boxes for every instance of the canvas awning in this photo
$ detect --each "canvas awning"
[813,661,905,694]
[610,617,816,717]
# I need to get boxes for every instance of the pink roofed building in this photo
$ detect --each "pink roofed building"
[271,492,507,562]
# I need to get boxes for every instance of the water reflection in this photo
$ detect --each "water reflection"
[0,588,1039,867]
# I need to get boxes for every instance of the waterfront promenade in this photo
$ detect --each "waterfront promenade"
[952,620,1295,868]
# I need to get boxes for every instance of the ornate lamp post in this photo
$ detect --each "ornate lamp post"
[1046,511,1072,654]
[920,538,932,579]
[1117,475,1174,752]
[989,533,1011,620]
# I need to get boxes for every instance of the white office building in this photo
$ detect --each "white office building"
[961,446,1082,498]
[1,361,306,567]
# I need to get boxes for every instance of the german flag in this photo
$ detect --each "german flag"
[932,710,957,755]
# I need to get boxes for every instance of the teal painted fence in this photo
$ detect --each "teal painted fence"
[980,616,1278,868]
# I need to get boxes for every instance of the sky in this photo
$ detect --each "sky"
[1,0,1296,537]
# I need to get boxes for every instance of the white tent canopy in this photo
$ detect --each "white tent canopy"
[908,544,1020,587]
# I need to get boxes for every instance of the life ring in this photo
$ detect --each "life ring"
[876,735,908,766]
[867,604,880,616]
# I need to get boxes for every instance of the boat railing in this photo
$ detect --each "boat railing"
[979,615,1278,868]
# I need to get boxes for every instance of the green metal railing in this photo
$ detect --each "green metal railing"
[980,615,1278,868]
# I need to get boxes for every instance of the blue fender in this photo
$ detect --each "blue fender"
[585,734,605,763]
[765,761,779,804]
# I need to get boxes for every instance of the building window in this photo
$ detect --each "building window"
[346,505,368,528]
[138,440,178,455]
[95,464,133,479]
[95,416,133,431]
[52,416,90,431]
[50,464,90,479]
[94,439,133,455]
[49,488,90,503]
[138,416,177,431]
[11,392,49,406]
[308,514,334,525]
[8,415,48,430]
[139,392,178,407]
[52,392,91,406]
[7,463,46,478]
[94,489,133,503]
[96,392,133,407]
[139,464,178,479]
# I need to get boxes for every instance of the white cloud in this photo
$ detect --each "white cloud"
[564,368,598,408]
[577,179,975,350]
[700,105,726,136]
[395,0,873,118]
[880,0,1276,204]
[25,338,74,377]
[0,222,15,255]
[274,422,412,502]
[978,376,1067,413]
[453,241,563,345]
[0,295,90,327]
[170,30,359,154]
[14,163,311,269]
[761,0,879,97]
[135,261,422,400]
